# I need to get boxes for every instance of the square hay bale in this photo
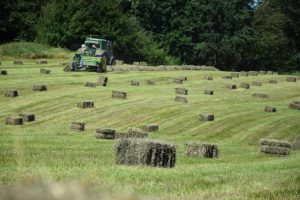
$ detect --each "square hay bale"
[115,60,124,65]
[115,138,176,168]
[184,142,219,158]
[252,81,262,86]
[292,136,300,150]
[95,128,116,139]
[36,60,48,64]
[286,77,296,82]
[264,106,276,113]
[260,145,291,155]
[40,68,50,74]
[175,96,188,103]
[253,92,269,98]
[223,75,232,79]
[199,113,214,121]
[231,72,239,78]
[249,71,258,76]
[269,80,278,84]
[141,124,159,132]
[77,100,94,108]
[33,85,47,91]
[240,82,250,89]
[98,76,108,86]
[131,80,139,86]
[145,80,155,85]
[112,91,127,99]
[70,122,85,131]
[133,62,140,66]
[259,70,267,75]
[175,88,188,95]
[260,138,291,148]
[0,69,7,75]
[204,90,214,95]
[173,78,183,84]
[178,76,187,81]
[267,71,274,75]
[85,82,97,87]
[227,84,237,89]
[140,61,148,66]
[240,71,248,76]
[116,128,149,139]
[204,76,213,80]
[5,90,18,97]
[13,60,23,65]
[288,102,300,110]
[5,117,23,125]
[19,113,35,122]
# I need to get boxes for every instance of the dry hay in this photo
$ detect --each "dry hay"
[240,82,250,89]
[115,138,176,168]
[140,61,148,66]
[184,142,219,158]
[115,60,124,65]
[145,79,155,85]
[175,88,188,95]
[253,92,269,98]
[85,82,97,87]
[173,78,183,84]
[77,100,94,108]
[5,117,23,125]
[227,84,237,89]
[264,106,276,113]
[199,113,214,121]
[13,60,23,65]
[19,113,35,122]
[288,101,300,110]
[116,128,148,138]
[260,138,291,148]
[95,128,116,139]
[36,60,48,64]
[292,136,300,150]
[240,71,249,76]
[0,69,7,75]
[259,70,267,75]
[131,80,139,86]
[175,96,188,103]
[269,80,278,84]
[204,75,213,80]
[112,91,127,99]
[40,68,50,74]
[133,62,140,65]
[223,75,232,79]
[260,138,291,156]
[252,81,262,86]
[231,72,239,78]
[33,85,47,91]
[286,76,297,82]
[249,71,258,76]
[63,64,71,72]
[204,89,214,95]
[70,122,85,131]
[98,76,108,86]
[5,90,18,97]
[141,124,159,132]
[178,76,187,81]
[267,71,274,75]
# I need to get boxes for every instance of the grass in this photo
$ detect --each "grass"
[0,59,300,199]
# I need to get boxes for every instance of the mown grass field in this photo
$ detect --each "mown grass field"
[0,58,300,199]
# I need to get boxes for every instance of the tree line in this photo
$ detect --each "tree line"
[0,0,299,71]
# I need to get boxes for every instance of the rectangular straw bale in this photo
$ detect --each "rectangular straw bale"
[269,80,278,84]
[223,75,232,79]
[288,102,300,110]
[0,69,7,75]
[249,71,258,76]
[264,106,276,112]
[173,78,183,84]
[204,90,214,95]
[133,62,140,66]
[140,62,148,66]
[95,128,116,139]
[115,138,176,168]
[19,113,35,122]
[141,124,159,132]
[40,68,51,74]
[5,90,18,97]
[178,76,187,81]
[5,117,23,125]
[184,142,219,158]
[175,88,188,95]
[77,100,94,108]
[199,113,214,121]
[33,85,47,91]
[175,96,188,103]
[227,84,237,89]
[85,82,97,87]
[267,71,274,75]
[112,91,127,99]
[240,82,250,89]
[231,73,239,77]
[286,77,297,82]
[252,92,269,98]
[70,122,85,131]
[36,60,48,64]
[115,60,124,65]
[240,71,248,76]
[145,80,155,85]
[252,81,262,86]
[13,60,23,65]
[259,70,267,75]
[259,138,291,148]
[260,145,290,155]
[98,76,108,86]
[127,127,149,137]
[131,80,139,86]
[204,76,213,80]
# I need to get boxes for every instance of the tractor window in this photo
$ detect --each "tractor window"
[101,41,107,50]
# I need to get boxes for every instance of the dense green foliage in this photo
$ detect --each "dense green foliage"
[0,0,299,70]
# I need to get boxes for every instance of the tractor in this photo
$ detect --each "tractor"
[71,36,114,72]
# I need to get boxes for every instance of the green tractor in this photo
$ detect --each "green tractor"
[71,36,114,72]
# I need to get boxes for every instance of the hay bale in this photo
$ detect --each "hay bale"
[292,136,300,150]
[141,124,159,132]
[112,91,127,99]
[267,71,274,75]
[253,92,269,98]
[145,79,155,85]
[288,102,300,110]
[175,96,188,103]
[40,68,50,74]
[33,85,47,91]
[231,72,239,78]
[133,62,140,66]
[36,60,48,64]
[70,122,85,131]
[204,76,213,80]
[269,80,278,84]
[184,142,219,158]
[240,82,250,89]
[260,138,291,148]
[13,60,23,65]
[178,76,187,81]
[95,128,116,139]
[5,117,23,125]
[98,76,108,86]
[204,90,214,95]
[63,64,71,72]
[240,71,248,76]
[115,138,176,168]
[259,70,267,75]
[175,88,188,95]
[264,106,276,113]
[140,61,148,66]
[5,90,18,97]
[77,100,94,108]
[173,78,183,84]
[131,80,139,86]
[116,127,148,138]
[223,75,232,79]
[252,81,262,86]
[0,69,7,75]
[85,82,97,87]
[286,77,297,82]
[260,145,291,155]
[199,113,214,121]
[227,84,237,89]
[249,71,258,76]
[19,113,35,122]
[115,60,124,65]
